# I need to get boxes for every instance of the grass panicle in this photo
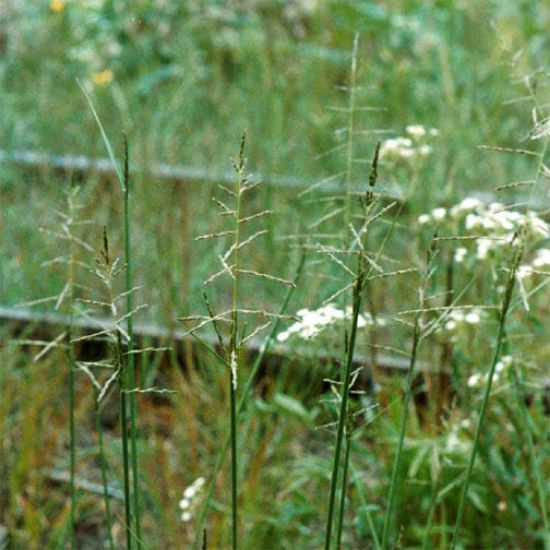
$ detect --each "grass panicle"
[324,142,380,550]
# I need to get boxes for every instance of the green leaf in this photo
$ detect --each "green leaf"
[273,393,312,422]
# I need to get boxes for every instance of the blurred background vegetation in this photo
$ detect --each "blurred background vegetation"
[1,1,549,549]
[2,0,549,319]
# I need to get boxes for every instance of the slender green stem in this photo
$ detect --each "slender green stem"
[327,143,379,549]
[79,85,141,549]
[450,242,522,549]
[193,257,304,548]
[67,190,77,550]
[123,137,142,547]
[95,397,115,550]
[118,331,133,550]
[226,135,248,550]
[380,311,422,549]
[120,384,133,549]
[350,460,381,550]
[335,433,352,549]
[229,373,238,550]
[325,272,365,550]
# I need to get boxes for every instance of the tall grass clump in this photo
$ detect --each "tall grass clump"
[182,133,295,548]
[15,185,94,546]
[450,72,550,549]
[79,82,144,547]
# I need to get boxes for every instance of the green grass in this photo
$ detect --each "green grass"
[1,1,550,549]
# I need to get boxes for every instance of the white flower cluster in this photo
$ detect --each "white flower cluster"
[516,248,550,310]
[418,198,549,261]
[178,476,206,522]
[467,355,512,389]
[379,125,438,161]
[444,308,483,332]
[276,303,385,343]
[517,248,550,280]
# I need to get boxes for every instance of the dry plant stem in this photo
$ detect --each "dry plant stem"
[123,138,142,547]
[450,241,523,549]
[192,256,304,548]
[95,397,115,550]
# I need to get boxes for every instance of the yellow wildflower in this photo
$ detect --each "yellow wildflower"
[50,0,65,12]
[92,70,114,86]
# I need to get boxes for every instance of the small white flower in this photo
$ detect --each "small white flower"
[465,213,481,230]
[476,238,492,260]
[395,137,413,147]
[481,216,496,230]
[467,373,481,387]
[533,248,550,267]
[399,147,416,159]
[276,331,289,342]
[451,197,483,218]
[184,486,197,499]
[432,207,446,221]
[418,144,433,156]
[454,247,467,263]
[465,312,480,324]
[179,477,206,523]
[488,202,504,213]
[429,128,440,136]
[517,265,533,280]
[418,214,431,225]
[501,355,512,367]
[356,314,367,328]
[460,197,482,211]
[445,320,457,331]
[276,304,378,342]
[406,124,427,138]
